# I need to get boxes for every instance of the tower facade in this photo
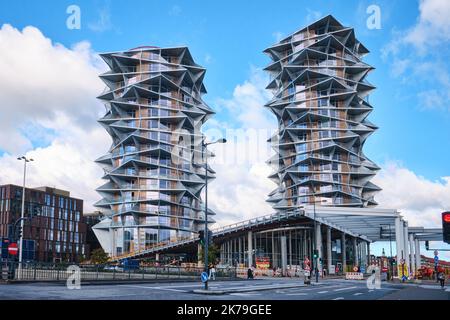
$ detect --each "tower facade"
[94,46,214,257]
[264,15,381,212]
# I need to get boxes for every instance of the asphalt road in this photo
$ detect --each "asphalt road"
[0,278,448,300]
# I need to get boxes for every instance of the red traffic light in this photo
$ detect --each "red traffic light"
[443,213,450,223]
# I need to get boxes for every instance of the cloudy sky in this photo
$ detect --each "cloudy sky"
[0,0,449,258]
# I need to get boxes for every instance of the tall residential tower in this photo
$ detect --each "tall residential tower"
[93,46,215,257]
[264,15,381,212]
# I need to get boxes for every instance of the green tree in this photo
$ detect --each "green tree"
[199,244,220,265]
[90,248,109,265]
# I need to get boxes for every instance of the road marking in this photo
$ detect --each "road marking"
[333,297,345,300]
[353,292,363,296]
[286,293,307,296]
[317,291,328,294]
[230,292,261,296]
[333,286,357,292]
[368,290,374,292]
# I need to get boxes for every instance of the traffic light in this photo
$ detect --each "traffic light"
[425,240,429,250]
[207,230,213,246]
[391,258,397,266]
[442,211,450,244]
[198,230,205,246]
[16,225,23,241]
[313,249,319,259]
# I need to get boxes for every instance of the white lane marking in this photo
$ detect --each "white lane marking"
[368,290,374,292]
[334,286,358,292]
[353,292,363,296]
[286,293,307,296]
[318,291,329,294]
[119,285,187,292]
[230,292,261,296]
[333,297,345,300]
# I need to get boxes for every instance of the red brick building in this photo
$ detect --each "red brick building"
[0,184,89,263]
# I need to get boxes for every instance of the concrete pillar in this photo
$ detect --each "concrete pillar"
[156,253,160,261]
[341,233,347,273]
[409,234,416,276]
[315,223,322,272]
[395,217,404,261]
[414,238,421,269]
[326,227,332,275]
[403,223,410,272]
[303,230,307,260]
[289,231,292,266]
[353,237,358,266]
[272,232,276,268]
[367,241,371,265]
[281,236,287,276]
[247,231,253,268]
[238,237,242,264]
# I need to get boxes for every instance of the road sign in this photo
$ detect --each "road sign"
[201,271,208,283]
[434,256,439,265]
[434,250,439,256]
[353,266,358,272]
[8,243,18,256]
[360,266,366,274]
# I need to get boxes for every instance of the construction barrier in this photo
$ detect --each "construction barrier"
[345,272,364,280]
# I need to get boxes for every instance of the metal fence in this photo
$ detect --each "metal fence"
[0,261,237,282]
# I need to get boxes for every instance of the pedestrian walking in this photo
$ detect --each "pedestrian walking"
[209,264,216,280]
[437,270,445,289]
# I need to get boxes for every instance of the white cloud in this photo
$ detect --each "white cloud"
[373,161,450,228]
[0,24,110,211]
[207,68,277,227]
[383,0,450,56]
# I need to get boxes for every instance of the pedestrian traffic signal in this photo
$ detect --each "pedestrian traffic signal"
[442,212,450,244]
[198,230,205,246]
[313,250,319,259]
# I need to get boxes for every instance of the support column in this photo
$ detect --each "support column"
[353,237,358,267]
[238,237,242,265]
[281,236,287,276]
[197,243,202,267]
[316,223,322,273]
[247,231,253,268]
[326,227,332,275]
[395,217,404,262]
[403,223,410,273]
[409,234,416,277]
[414,238,421,270]
[341,233,347,273]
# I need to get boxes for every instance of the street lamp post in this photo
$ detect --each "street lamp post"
[16,156,33,280]
[202,138,226,291]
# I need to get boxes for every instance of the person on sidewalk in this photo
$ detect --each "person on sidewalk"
[437,270,445,289]
[209,264,216,281]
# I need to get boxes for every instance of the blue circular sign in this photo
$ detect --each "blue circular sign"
[201,271,209,283]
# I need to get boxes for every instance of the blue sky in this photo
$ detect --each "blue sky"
[0,0,449,258]
[1,0,448,180]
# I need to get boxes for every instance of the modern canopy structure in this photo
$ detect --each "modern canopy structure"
[93,46,215,257]
[264,15,381,211]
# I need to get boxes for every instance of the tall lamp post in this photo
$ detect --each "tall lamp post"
[17,156,33,280]
[202,138,226,291]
